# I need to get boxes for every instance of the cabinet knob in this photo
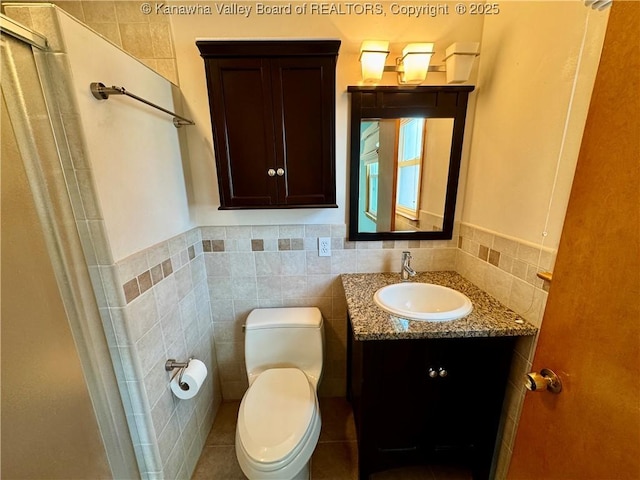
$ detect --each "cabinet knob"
[428,368,438,378]
[276,168,285,176]
[267,168,276,177]
[438,368,448,378]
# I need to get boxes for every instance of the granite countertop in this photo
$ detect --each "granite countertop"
[341,271,538,341]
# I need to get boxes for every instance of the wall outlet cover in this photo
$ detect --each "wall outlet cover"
[318,237,331,257]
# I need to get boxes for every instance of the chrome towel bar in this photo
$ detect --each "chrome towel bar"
[90,82,195,128]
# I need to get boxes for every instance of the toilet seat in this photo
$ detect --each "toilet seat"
[236,368,320,474]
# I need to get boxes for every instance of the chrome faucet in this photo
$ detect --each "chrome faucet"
[401,251,416,281]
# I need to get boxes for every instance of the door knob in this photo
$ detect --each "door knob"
[276,168,285,176]
[525,368,562,393]
[267,168,276,177]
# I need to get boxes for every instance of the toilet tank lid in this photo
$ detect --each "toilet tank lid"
[246,307,323,330]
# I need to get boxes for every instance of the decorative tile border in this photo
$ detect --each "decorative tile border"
[458,223,556,291]
[203,238,308,253]
[119,230,202,304]
[122,258,173,303]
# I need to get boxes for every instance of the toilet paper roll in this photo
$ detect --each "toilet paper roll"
[170,359,207,400]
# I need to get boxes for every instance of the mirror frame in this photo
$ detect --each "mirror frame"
[347,85,474,241]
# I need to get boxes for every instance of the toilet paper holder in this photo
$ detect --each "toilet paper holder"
[165,358,193,387]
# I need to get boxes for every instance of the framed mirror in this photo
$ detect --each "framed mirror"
[347,85,474,241]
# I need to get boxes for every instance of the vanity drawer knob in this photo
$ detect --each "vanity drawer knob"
[428,368,438,378]
[438,368,448,378]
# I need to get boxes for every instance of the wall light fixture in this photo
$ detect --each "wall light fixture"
[359,40,389,82]
[444,42,481,84]
[397,43,435,84]
[359,41,480,85]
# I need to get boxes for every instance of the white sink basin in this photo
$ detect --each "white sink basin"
[373,282,473,322]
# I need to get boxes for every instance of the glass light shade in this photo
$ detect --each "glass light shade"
[360,41,389,82]
[444,42,480,84]
[400,43,434,84]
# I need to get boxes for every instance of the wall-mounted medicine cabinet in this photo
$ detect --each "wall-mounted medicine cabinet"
[197,40,340,209]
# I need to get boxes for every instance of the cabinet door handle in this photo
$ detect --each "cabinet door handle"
[438,367,448,378]
[428,368,438,378]
[276,168,285,176]
[267,168,276,177]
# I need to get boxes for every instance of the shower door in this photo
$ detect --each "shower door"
[1,20,138,479]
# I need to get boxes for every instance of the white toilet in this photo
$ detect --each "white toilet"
[235,307,324,480]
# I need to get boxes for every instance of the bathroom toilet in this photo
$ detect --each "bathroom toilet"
[235,307,324,480]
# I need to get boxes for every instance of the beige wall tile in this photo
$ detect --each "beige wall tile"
[485,265,513,306]
[493,235,520,257]
[461,236,480,256]
[3,6,34,28]
[115,1,150,23]
[82,1,117,23]
[473,227,495,248]
[118,250,150,283]
[517,243,541,265]
[150,23,174,58]
[86,22,122,45]
[55,1,85,21]
[431,248,457,270]
[28,6,65,51]
[119,23,154,58]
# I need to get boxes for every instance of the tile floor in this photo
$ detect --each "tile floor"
[192,397,472,480]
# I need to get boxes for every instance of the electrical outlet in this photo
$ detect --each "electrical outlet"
[318,237,331,257]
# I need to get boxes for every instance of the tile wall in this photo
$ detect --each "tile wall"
[455,222,555,479]
[36,1,179,83]
[200,224,460,399]
[114,228,220,479]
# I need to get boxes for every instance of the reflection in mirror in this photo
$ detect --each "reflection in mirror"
[348,86,474,241]
[358,117,454,234]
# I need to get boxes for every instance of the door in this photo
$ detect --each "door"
[272,56,337,206]
[206,57,279,207]
[508,2,639,478]
[1,88,111,479]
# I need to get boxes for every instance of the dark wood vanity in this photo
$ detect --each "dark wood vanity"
[196,40,340,209]
[342,272,537,480]
[348,327,515,479]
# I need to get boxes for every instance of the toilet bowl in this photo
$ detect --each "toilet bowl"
[235,307,324,480]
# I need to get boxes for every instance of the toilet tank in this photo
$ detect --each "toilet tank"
[244,307,324,388]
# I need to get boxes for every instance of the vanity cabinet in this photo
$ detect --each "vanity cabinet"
[196,40,340,209]
[347,317,515,480]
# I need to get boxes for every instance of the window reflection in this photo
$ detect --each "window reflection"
[396,118,425,219]
[358,117,454,234]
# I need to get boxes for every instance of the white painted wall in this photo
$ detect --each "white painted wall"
[462,2,609,248]
[422,118,454,218]
[171,3,607,248]
[170,10,484,226]
[57,2,609,257]
[59,13,193,261]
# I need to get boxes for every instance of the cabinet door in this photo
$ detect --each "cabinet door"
[205,58,279,207]
[271,57,337,206]
[366,338,513,459]
[366,340,433,451]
